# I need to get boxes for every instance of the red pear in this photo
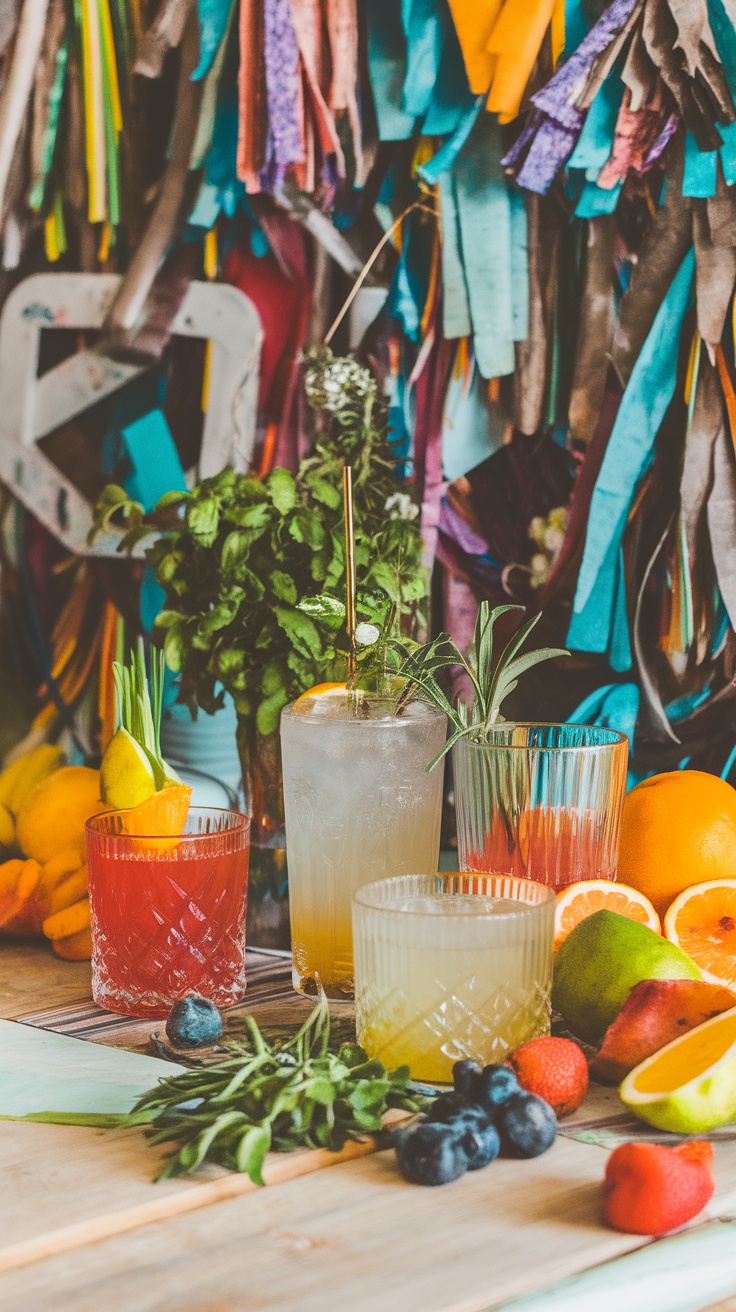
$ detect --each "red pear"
[590,979,736,1083]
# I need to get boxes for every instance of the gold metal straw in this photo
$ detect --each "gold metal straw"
[343,465,357,684]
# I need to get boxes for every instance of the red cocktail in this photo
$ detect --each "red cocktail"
[86,808,250,1017]
[454,725,628,892]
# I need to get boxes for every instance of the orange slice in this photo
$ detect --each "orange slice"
[555,879,661,950]
[292,682,349,712]
[122,783,192,852]
[664,880,736,988]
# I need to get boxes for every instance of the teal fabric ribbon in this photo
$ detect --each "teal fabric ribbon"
[401,0,443,117]
[441,353,507,480]
[389,246,421,340]
[564,0,588,53]
[188,182,222,228]
[567,65,625,217]
[439,114,526,378]
[720,121,736,184]
[191,0,233,80]
[418,96,485,185]
[438,173,472,338]
[510,188,529,342]
[568,68,625,179]
[203,23,243,215]
[121,411,188,635]
[575,179,622,217]
[567,247,696,662]
[365,0,415,140]
[683,131,718,198]
[566,682,640,788]
[422,0,474,135]
[709,0,736,98]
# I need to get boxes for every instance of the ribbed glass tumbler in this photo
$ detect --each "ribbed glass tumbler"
[87,807,250,1017]
[454,725,628,891]
[353,872,555,1084]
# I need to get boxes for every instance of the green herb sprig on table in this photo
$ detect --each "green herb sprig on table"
[131,999,426,1183]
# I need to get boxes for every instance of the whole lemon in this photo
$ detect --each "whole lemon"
[618,770,736,918]
[16,766,103,864]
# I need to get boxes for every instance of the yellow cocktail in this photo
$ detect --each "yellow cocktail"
[353,873,555,1083]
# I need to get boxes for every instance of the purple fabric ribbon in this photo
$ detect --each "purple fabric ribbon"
[503,0,641,194]
[263,0,302,186]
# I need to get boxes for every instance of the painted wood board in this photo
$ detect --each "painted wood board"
[491,1221,736,1312]
[1,943,736,1310]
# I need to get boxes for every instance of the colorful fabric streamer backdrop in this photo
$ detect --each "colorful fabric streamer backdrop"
[3,0,736,781]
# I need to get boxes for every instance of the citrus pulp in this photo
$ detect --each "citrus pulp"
[619,1004,736,1132]
[664,880,736,989]
[554,879,660,949]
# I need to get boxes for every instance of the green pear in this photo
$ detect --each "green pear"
[552,910,701,1044]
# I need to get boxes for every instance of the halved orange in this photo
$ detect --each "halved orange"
[122,782,192,851]
[555,879,661,950]
[664,880,736,988]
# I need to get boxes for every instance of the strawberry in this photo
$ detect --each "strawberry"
[604,1141,715,1236]
[509,1036,588,1117]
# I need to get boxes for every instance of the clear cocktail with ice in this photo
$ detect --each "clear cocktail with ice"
[280,695,446,998]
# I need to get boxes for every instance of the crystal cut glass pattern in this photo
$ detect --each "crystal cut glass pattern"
[354,873,555,1084]
[87,808,250,1017]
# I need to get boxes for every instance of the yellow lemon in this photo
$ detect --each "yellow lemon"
[100,727,157,809]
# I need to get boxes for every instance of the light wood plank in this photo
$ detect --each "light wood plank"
[0,1133,639,1312]
[0,942,91,1018]
[2,1131,736,1312]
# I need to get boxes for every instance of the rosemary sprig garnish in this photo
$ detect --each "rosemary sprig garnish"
[391,602,568,768]
[131,998,425,1182]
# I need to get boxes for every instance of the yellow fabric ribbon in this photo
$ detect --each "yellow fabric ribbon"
[486,0,557,122]
[445,0,501,95]
[447,0,563,124]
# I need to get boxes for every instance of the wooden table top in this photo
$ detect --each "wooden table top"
[1,941,736,1312]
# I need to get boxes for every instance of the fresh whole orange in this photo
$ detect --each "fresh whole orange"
[16,766,102,865]
[617,770,736,919]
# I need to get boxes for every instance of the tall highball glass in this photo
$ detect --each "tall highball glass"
[281,697,447,999]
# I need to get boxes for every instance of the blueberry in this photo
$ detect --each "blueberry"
[428,1099,490,1135]
[499,1092,557,1158]
[165,995,223,1048]
[459,1121,501,1171]
[426,1092,473,1123]
[452,1059,482,1099]
[394,1122,469,1186]
[475,1064,520,1112]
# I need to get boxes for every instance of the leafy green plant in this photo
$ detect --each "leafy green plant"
[90,348,424,741]
[131,997,425,1181]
